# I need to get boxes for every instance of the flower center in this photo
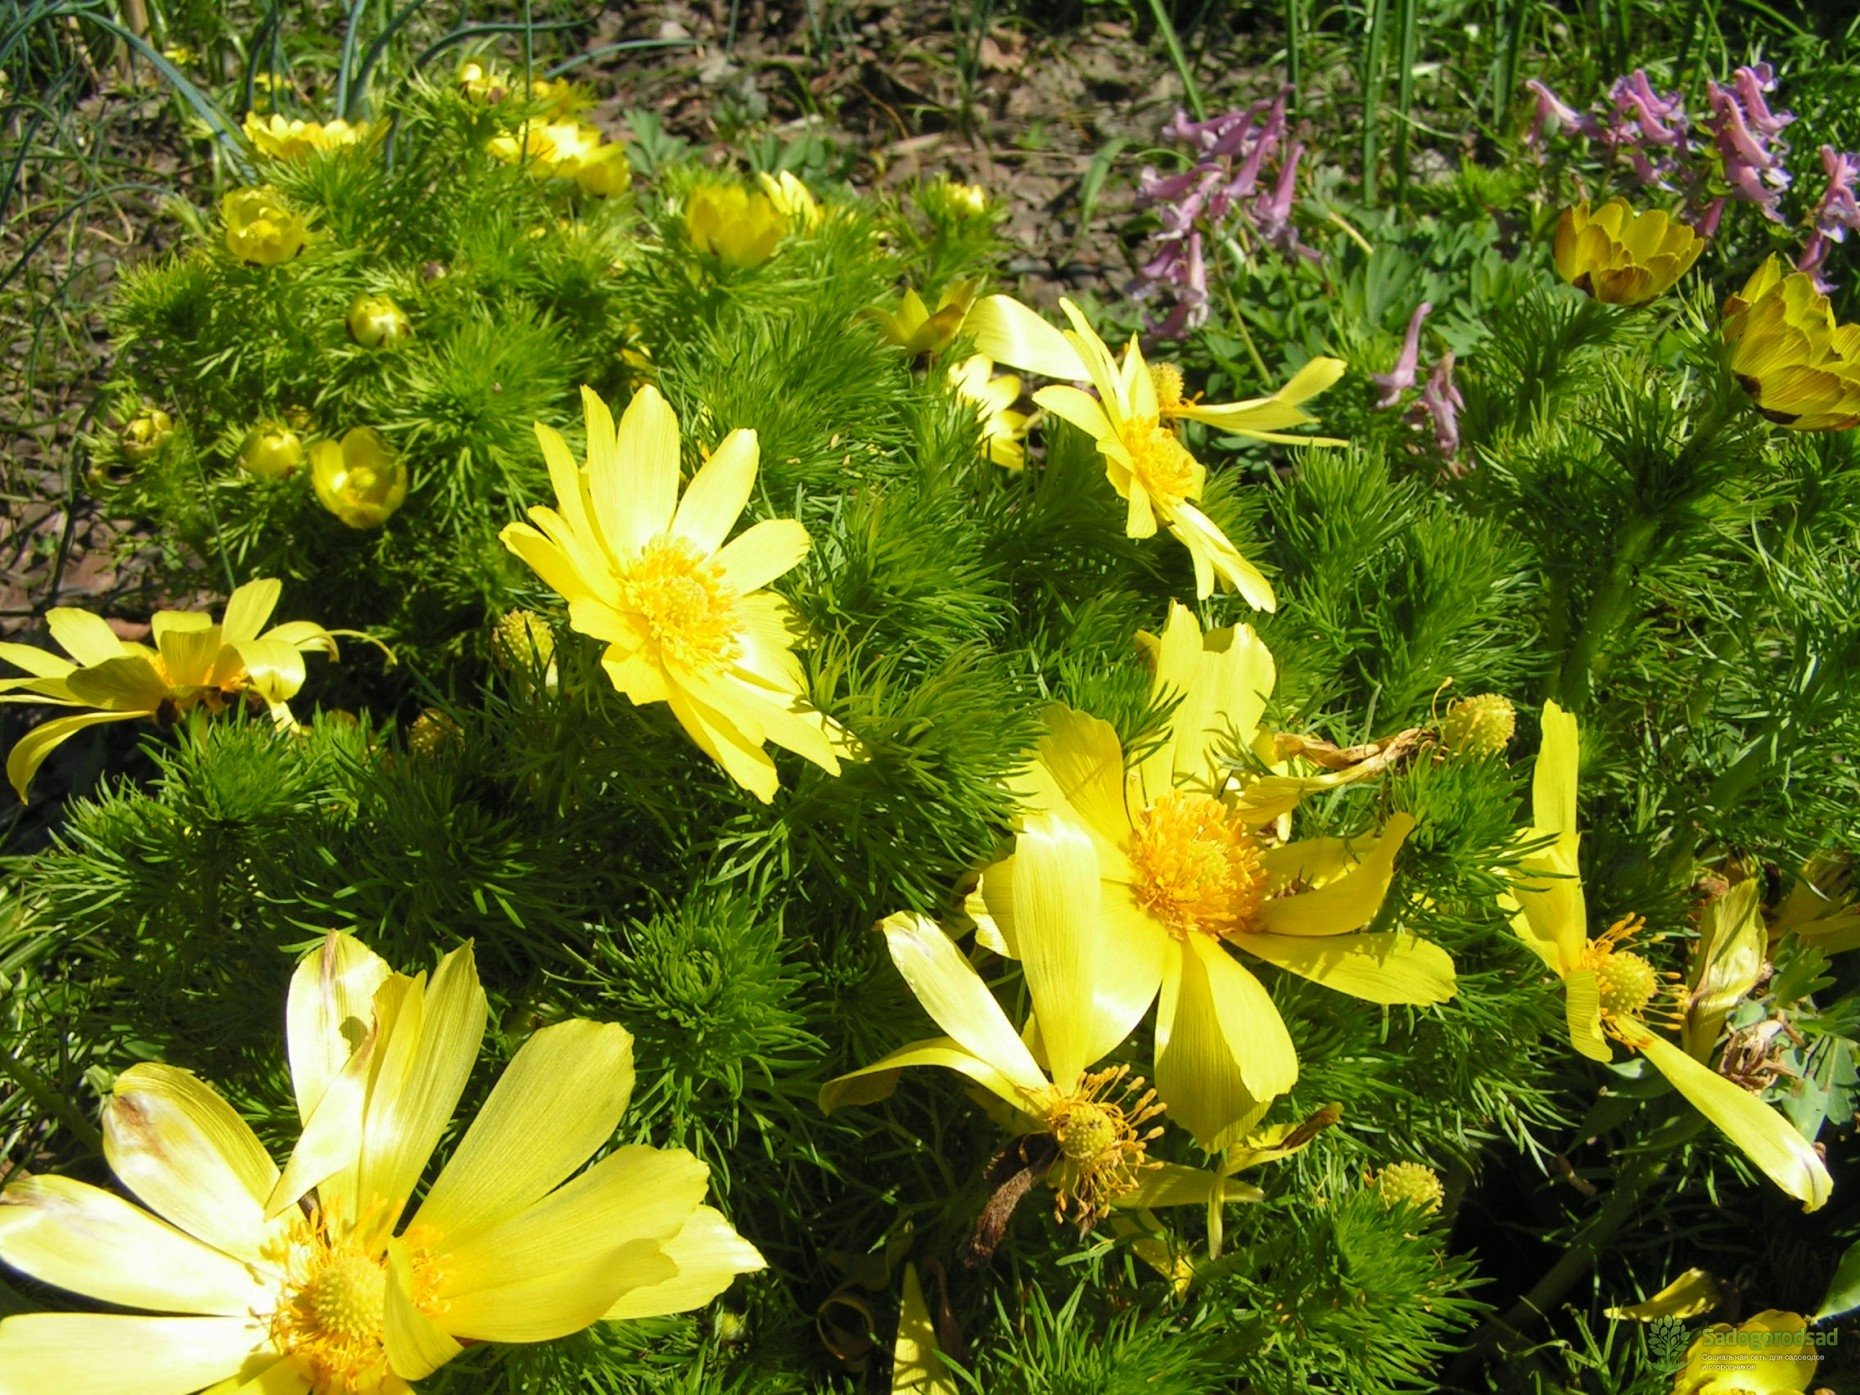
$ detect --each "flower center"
[1149,362,1186,412]
[619,535,741,674]
[1126,791,1267,940]
[1579,914,1681,1042]
[1121,419,1199,511]
[268,1219,445,1395]
[1039,1066,1163,1229]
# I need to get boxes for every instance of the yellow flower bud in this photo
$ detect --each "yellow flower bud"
[120,408,174,462]
[238,422,304,480]
[756,170,822,229]
[1722,256,1860,432]
[490,608,556,671]
[408,707,461,757]
[921,176,991,220]
[1552,199,1703,307]
[1374,1162,1444,1213]
[311,427,407,529]
[683,183,783,268]
[1439,693,1516,757]
[346,294,412,349]
[221,186,312,266]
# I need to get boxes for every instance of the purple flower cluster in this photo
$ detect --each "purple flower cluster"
[1131,91,1317,338]
[1524,64,1796,227]
[1371,303,1465,461]
[1800,146,1860,289]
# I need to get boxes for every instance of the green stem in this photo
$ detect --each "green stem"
[1147,0,1206,122]
[0,1048,103,1157]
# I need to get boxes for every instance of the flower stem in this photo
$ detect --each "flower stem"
[0,1048,103,1158]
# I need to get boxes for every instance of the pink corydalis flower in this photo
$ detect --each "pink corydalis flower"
[1703,64,1794,222]
[1373,302,1432,407]
[1799,145,1860,287]
[1420,351,1465,458]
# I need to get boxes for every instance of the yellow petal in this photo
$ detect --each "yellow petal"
[1027,705,1136,856]
[7,709,142,800]
[1534,700,1581,847]
[0,641,76,680]
[1562,967,1612,1062]
[1239,929,1456,1004]
[1155,936,1297,1144]
[601,1205,766,1320]
[384,1237,463,1380]
[45,608,125,666]
[104,1063,279,1262]
[603,384,681,550]
[1141,604,1275,795]
[818,1035,1029,1115]
[1605,1266,1722,1320]
[663,671,780,801]
[1031,384,1116,447]
[413,1019,635,1246]
[436,1145,697,1342]
[714,518,810,595]
[219,580,283,645]
[877,912,1048,1096]
[354,944,488,1237]
[672,429,759,553]
[230,638,307,704]
[963,294,1089,382]
[270,997,383,1220]
[891,1263,958,1395]
[1506,849,1588,976]
[0,1314,273,1395]
[532,421,594,541]
[286,932,391,1125]
[1683,879,1765,1060]
[1169,502,1275,611]
[1636,1032,1832,1211]
[1012,814,1109,1091]
[59,655,171,713]
[218,1355,313,1394]
[501,521,591,607]
[0,1175,272,1316]
[1255,813,1414,936]
[1116,1161,1264,1208]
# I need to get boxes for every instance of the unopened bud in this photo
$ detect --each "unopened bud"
[347,294,412,349]
[1374,1162,1444,1213]
[1440,693,1515,757]
[238,422,304,480]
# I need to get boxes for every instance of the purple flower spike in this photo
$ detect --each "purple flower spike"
[1799,145,1860,288]
[1525,79,1598,146]
[1420,352,1465,458]
[1373,303,1432,408]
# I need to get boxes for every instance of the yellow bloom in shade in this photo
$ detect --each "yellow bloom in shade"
[970,603,1453,1147]
[0,579,337,800]
[240,421,305,480]
[500,385,851,802]
[870,281,978,359]
[244,112,373,161]
[1722,256,1860,431]
[1552,199,1704,306]
[683,183,784,268]
[822,822,1251,1228]
[222,186,313,266]
[1671,1310,1820,1394]
[948,354,1033,469]
[1501,702,1832,1211]
[312,428,408,529]
[0,933,762,1394]
[1770,853,1860,956]
[756,170,823,229]
[965,296,1345,607]
[121,405,175,461]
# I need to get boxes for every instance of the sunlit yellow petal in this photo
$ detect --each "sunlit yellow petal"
[1240,928,1455,1004]
[1636,1032,1831,1211]
[286,931,392,1126]
[218,580,283,645]
[602,384,682,550]
[413,1019,634,1245]
[104,1063,279,1262]
[600,1205,766,1321]
[0,1313,272,1395]
[384,1238,463,1380]
[671,428,759,553]
[1012,814,1110,1091]
[1116,1161,1264,1208]
[1255,813,1414,936]
[7,709,142,800]
[878,912,1047,1094]
[1562,967,1612,1062]
[818,1036,1027,1114]
[891,1262,958,1395]
[0,1174,272,1316]
[964,294,1089,382]
[1155,936,1296,1144]
[45,608,126,667]
[714,518,810,595]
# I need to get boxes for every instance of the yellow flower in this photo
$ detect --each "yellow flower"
[1606,1267,1723,1321]
[458,60,583,116]
[970,604,1453,1146]
[0,579,336,800]
[948,354,1033,469]
[822,822,1250,1227]
[1722,256,1860,431]
[1770,853,1860,955]
[683,183,784,268]
[1501,701,1831,1211]
[756,170,823,229]
[1682,879,1765,1060]
[488,122,629,196]
[500,385,851,802]
[240,421,305,480]
[1671,1310,1820,1394]
[312,428,408,529]
[0,934,763,1394]
[222,186,313,266]
[1552,199,1704,306]
[920,177,990,220]
[347,294,413,349]
[966,296,1345,607]
[120,406,175,461]
[870,281,978,359]
[244,112,372,161]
